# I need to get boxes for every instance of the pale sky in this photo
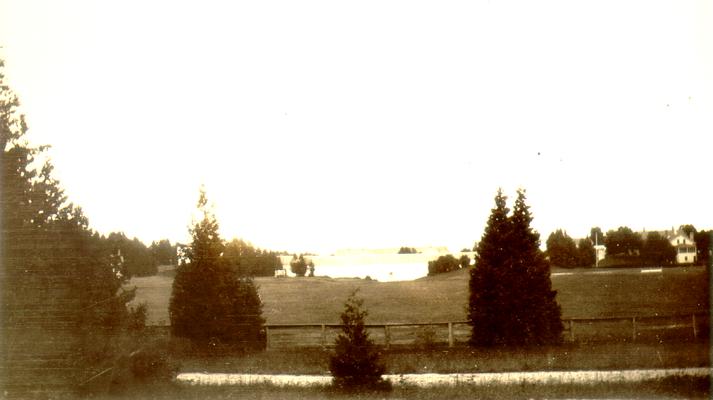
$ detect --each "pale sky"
[1,1,711,254]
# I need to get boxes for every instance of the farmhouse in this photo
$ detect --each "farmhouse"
[641,228,697,264]
[667,230,697,264]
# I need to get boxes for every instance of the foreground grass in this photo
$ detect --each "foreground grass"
[86,376,712,400]
[178,341,710,375]
[130,266,709,325]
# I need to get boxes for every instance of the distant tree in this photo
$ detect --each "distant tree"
[459,254,471,269]
[694,230,711,266]
[546,229,578,268]
[398,246,418,254]
[329,290,390,392]
[576,237,596,267]
[169,189,264,351]
[469,189,562,346]
[223,238,282,277]
[290,254,308,277]
[427,254,461,275]
[641,231,676,266]
[460,248,471,253]
[604,226,642,257]
[307,260,315,277]
[105,232,156,277]
[589,227,604,246]
[679,224,697,238]
[150,239,177,266]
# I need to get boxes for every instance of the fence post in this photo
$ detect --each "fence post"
[692,314,698,340]
[384,325,390,349]
[631,317,637,342]
[569,320,575,342]
[448,322,454,348]
[321,324,327,349]
[265,326,270,351]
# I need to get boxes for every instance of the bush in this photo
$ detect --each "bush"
[329,290,391,392]
[428,254,461,275]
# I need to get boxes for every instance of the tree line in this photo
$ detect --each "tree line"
[546,225,711,268]
[222,238,284,277]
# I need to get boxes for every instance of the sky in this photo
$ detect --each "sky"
[1,1,711,254]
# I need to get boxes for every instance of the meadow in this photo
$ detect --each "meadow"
[130,265,709,326]
[107,266,712,398]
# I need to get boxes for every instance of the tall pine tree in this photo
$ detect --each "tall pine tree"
[1,59,138,395]
[469,189,562,346]
[468,189,511,346]
[508,189,562,344]
[169,189,265,351]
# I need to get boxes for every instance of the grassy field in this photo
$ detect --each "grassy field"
[129,266,709,326]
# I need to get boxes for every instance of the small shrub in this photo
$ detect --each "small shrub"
[329,290,391,392]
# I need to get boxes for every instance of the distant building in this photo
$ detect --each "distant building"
[593,245,606,265]
[641,228,697,265]
[668,230,697,264]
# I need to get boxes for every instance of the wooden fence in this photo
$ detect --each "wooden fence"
[261,312,709,350]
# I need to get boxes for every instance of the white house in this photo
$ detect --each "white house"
[667,230,697,264]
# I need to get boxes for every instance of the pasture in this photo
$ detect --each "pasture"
[129,266,709,326]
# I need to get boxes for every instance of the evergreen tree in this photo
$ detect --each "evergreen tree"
[169,189,265,351]
[508,189,562,345]
[468,189,511,346]
[469,189,562,346]
[1,59,138,393]
[329,290,390,392]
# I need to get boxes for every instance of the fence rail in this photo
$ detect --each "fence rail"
[145,312,709,350]
[259,312,709,350]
